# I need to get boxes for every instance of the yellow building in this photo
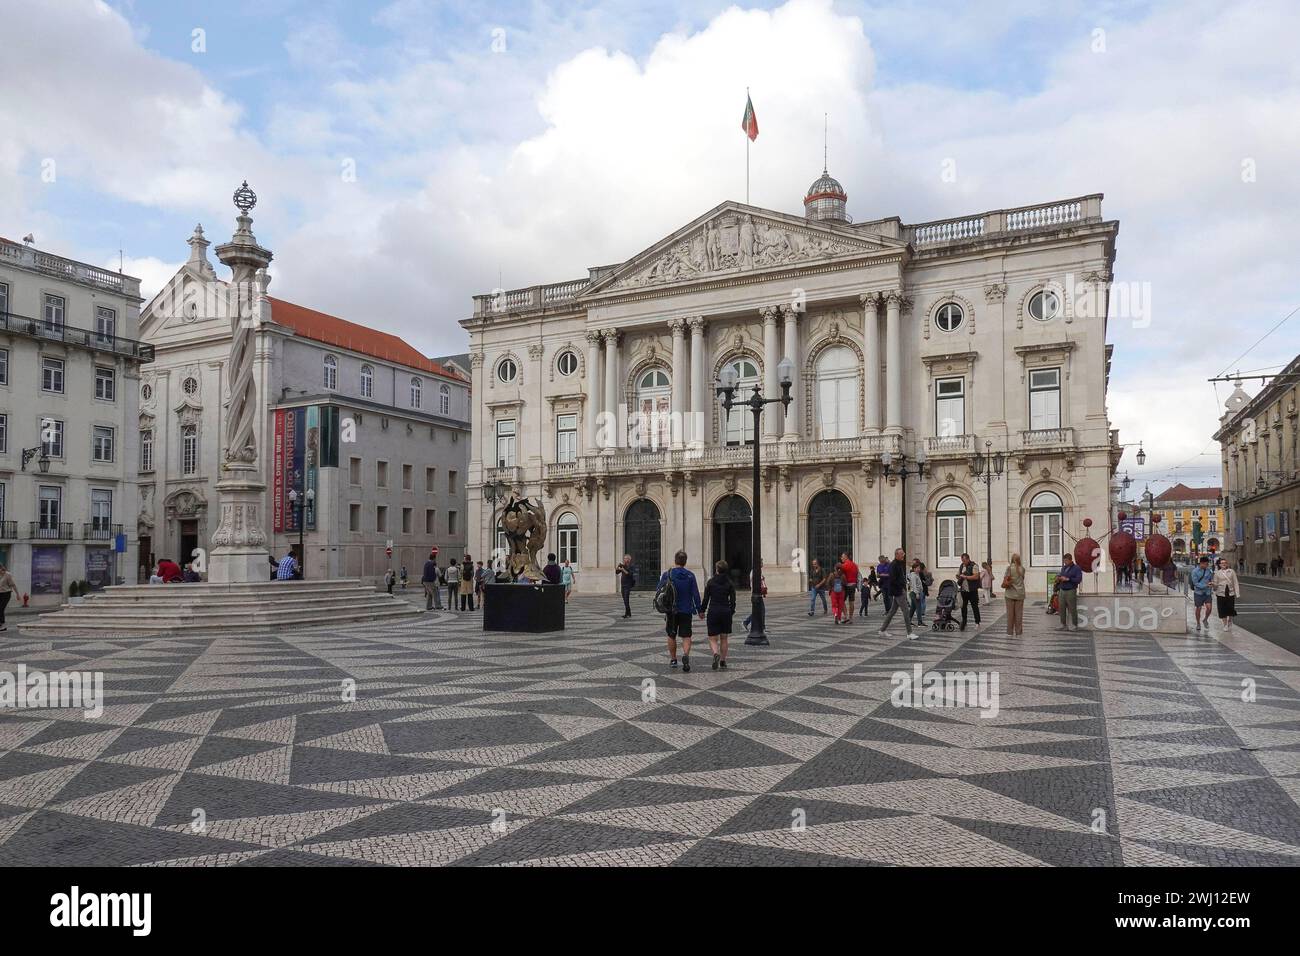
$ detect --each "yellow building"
[1149,484,1223,556]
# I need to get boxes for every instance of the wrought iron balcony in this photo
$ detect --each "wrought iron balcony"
[0,520,16,539]
[29,521,74,540]
[83,522,123,541]
[0,311,153,361]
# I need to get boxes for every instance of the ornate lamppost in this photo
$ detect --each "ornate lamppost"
[482,480,509,572]
[716,357,793,646]
[880,447,928,554]
[970,440,1006,564]
[20,446,51,473]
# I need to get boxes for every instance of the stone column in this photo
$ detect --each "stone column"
[861,294,882,434]
[781,307,800,441]
[584,330,602,456]
[668,317,687,449]
[885,291,903,435]
[602,329,620,454]
[762,306,780,441]
[689,316,706,447]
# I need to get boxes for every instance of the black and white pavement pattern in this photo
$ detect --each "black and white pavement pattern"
[1,593,1298,866]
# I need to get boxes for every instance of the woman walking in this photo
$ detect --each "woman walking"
[0,562,18,632]
[561,559,575,602]
[829,562,847,623]
[807,558,829,617]
[700,560,737,670]
[1002,553,1026,635]
[860,567,876,618]
[1212,557,1241,631]
[911,561,933,627]
[980,560,996,603]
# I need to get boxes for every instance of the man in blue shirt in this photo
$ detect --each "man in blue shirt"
[658,549,702,672]
[1190,555,1215,633]
[276,549,298,581]
[1055,552,1084,630]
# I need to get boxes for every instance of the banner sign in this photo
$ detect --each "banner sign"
[273,407,307,533]
[272,410,286,532]
[306,405,319,531]
[31,546,64,595]
[1119,517,1145,541]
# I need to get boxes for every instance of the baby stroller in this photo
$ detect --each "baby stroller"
[931,579,958,631]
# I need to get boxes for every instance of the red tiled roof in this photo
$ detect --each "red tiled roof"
[1154,483,1222,503]
[267,297,466,381]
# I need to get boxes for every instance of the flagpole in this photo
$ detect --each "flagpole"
[746,86,750,204]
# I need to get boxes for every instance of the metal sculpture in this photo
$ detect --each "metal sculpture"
[499,496,547,582]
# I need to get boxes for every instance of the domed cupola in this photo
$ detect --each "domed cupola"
[804,168,848,223]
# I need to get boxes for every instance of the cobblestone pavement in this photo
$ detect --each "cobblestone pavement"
[2,592,1299,866]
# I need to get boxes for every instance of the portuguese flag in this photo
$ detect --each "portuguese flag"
[741,94,759,141]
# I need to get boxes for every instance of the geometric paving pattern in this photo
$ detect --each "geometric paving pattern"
[2,595,1299,866]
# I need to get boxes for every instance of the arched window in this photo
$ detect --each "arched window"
[410,377,422,409]
[360,364,373,398]
[936,495,967,567]
[557,512,579,565]
[816,346,859,440]
[556,350,578,377]
[632,369,671,449]
[323,355,337,390]
[723,359,760,445]
[497,358,518,383]
[1029,490,1064,567]
[439,383,450,415]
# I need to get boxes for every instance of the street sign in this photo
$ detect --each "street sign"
[385,546,393,557]
[432,547,439,556]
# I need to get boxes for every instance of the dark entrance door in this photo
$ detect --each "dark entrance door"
[807,489,853,570]
[712,494,752,590]
[624,499,661,590]
[179,520,198,567]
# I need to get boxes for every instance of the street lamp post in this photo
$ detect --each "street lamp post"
[482,481,509,572]
[716,357,793,647]
[287,486,314,578]
[20,446,51,473]
[880,447,928,554]
[970,440,1006,564]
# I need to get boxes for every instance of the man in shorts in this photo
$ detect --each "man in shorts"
[658,550,702,672]
[1190,555,1215,633]
[839,550,859,624]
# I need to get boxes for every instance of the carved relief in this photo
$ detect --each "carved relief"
[612,212,870,290]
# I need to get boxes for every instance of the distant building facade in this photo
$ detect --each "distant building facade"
[1150,483,1223,557]
[138,217,471,582]
[1215,359,1300,574]
[462,171,1122,594]
[0,238,148,604]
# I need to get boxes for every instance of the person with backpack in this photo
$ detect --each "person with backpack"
[699,560,736,670]
[828,561,847,623]
[422,552,442,611]
[616,554,636,618]
[806,558,829,617]
[656,550,702,671]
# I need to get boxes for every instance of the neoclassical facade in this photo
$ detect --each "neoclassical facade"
[463,171,1121,594]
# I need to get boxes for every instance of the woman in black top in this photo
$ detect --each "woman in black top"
[700,560,737,670]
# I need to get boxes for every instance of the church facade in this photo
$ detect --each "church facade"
[462,171,1122,594]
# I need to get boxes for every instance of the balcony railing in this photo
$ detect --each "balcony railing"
[483,465,522,487]
[0,238,141,296]
[0,520,16,539]
[1020,427,1075,447]
[29,522,74,540]
[927,434,974,455]
[0,311,154,361]
[83,522,123,541]
[906,195,1103,248]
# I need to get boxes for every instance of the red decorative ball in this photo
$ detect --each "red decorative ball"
[1117,511,1128,521]
[1145,534,1172,569]
[1075,537,1100,572]
[1109,530,1137,567]
[1083,517,1093,529]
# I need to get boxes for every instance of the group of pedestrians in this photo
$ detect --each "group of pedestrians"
[1190,555,1241,632]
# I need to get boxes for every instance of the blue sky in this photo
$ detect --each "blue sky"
[4,0,1298,492]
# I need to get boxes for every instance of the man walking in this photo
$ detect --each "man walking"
[422,551,442,611]
[876,555,893,615]
[1190,555,1215,633]
[1055,552,1084,630]
[657,550,702,671]
[616,554,636,618]
[839,551,859,624]
[957,553,982,631]
[877,549,913,638]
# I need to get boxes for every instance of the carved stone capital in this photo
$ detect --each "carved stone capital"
[600,328,621,344]
[984,282,1007,303]
[527,343,544,360]
[759,305,781,324]
[688,315,706,335]
[470,352,485,368]
[884,291,904,308]
[584,329,603,346]
[860,292,881,312]
[667,316,687,336]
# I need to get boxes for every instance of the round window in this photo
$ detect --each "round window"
[182,377,199,395]
[141,383,153,401]
[557,351,578,376]
[497,358,518,383]
[1029,290,1061,322]
[934,303,964,333]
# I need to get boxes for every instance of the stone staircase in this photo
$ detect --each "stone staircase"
[19,579,424,636]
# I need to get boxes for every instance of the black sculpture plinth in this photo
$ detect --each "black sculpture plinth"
[482,582,566,633]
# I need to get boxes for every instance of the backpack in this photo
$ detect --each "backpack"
[653,572,677,615]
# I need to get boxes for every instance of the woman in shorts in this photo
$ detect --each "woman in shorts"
[699,560,737,670]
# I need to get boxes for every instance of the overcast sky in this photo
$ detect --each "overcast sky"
[4,0,1298,493]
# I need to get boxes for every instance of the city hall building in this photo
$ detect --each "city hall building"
[463,169,1122,594]
[138,216,471,583]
